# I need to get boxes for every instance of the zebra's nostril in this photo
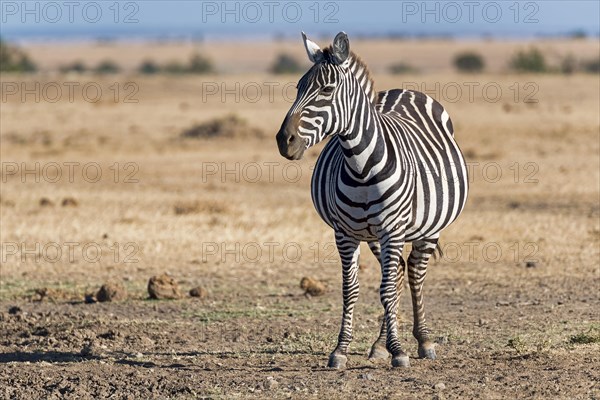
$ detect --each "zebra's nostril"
[288,135,295,144]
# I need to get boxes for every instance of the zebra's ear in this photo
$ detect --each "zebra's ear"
[302,31,323,63]
[332,31,350,65]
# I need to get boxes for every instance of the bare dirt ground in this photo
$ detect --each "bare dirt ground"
[1,39,599,399]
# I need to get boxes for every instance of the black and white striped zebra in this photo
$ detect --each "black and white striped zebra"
[276,32,469,368]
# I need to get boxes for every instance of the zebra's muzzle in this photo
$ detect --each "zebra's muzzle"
[276,121,306,160]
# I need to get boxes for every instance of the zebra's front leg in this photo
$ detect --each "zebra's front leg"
[327,233,361,369]
[380,235,410,368]
[408,238,439,360]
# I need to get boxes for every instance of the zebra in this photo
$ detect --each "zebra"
[275,32,468,368]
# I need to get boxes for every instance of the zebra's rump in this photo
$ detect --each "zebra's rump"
[311,89,469,242]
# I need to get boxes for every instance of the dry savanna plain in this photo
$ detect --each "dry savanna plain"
[0,38,599,399]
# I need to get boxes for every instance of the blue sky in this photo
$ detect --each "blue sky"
[1,1,599,41]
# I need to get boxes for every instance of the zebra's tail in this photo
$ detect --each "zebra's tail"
[432,242,443,262]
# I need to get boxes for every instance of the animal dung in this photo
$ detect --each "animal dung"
[300,276,326,296]
[189,286,209,299]
[96,282,127,302]
[148,274,182,300]
[39,198,54,207]
[61,197,78,207]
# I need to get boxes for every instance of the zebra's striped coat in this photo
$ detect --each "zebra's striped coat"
[276,32,468,368]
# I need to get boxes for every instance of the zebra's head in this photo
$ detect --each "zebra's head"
[276,31,358,160]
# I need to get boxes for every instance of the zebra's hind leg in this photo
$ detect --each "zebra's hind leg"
[327,232,361,369]
[379,234,410,368]
[367,241,407,361]
[407,237,439,360]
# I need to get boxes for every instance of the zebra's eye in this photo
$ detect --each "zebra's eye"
[321,86,335,95]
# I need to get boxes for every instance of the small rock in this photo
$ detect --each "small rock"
[96,282,127,302]
[84,294,97,304]
[264,377,278,390]
[359,373,375,381]
[148,274,181,300]
[189,286,209,299]
[102,233,109,239]
[478,318,488,326]
[8,306,21,315]
[39,198,54,207]
[525,261,537,268]
[61,197,78,207]
[434,382,446,391]
[300,277,326,296]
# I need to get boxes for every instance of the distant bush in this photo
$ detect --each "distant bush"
[569,30,587,39]
[510,48,547,73]
[138,59,160,74]
[162,53,214,75]
[181,114,264,139]
[453,52,485,73]
[270,53,303,74]
[0,37,37,72]
[60,61,87,74]
[188,53,214,74]
[94,60,120,74]
[388,62,416,74]
[582,58,600,73]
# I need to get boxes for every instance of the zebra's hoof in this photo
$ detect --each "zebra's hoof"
[368,345,389,360]
[327,354,347,369]
[391,354,410,368]
[418,343,437,360]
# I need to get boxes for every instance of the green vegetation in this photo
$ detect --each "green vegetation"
[388,62,417,74]
[454,51,485,73]
[145,53,215,75]
[270,53,303,74]
[0,37,37,72]
[94,60,121,74]
[569,326,600,345]
[138,59,160,74]
[510,48,547,73]
[60,61,87,74]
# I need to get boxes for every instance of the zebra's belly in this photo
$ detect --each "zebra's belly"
[311,139,468,243]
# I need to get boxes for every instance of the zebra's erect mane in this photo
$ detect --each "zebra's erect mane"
[322,48,376,105]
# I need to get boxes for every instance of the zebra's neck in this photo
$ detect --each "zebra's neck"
[337,83,388,180]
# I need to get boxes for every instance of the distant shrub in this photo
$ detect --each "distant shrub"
[388,62,416,74]
[569,30,587,39]
[510,48,547,73]
[582,58,600,73]
[188,53,214,74]
[181,114,264,139]
[0,37,37,72]
[94,60,120,74]
[138,59,160,74]
[60,61,87,74]
[453,52,485,73]
[162,53,214,75]
[270,53,303,74]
